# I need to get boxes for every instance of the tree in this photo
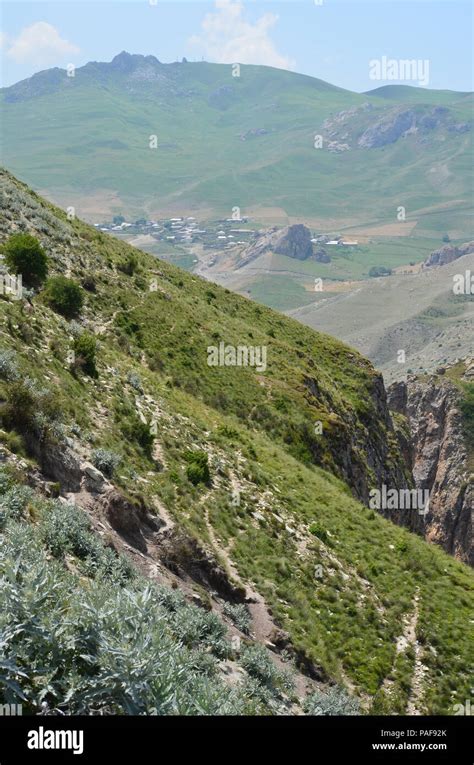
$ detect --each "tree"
[3,233,48,287]
[113,215,125,225]
[44,276,84,318]
[369,265,392,278]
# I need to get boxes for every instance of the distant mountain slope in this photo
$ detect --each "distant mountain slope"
[1,53,472,236]
[0,168,473,714]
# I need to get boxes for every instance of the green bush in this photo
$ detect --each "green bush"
[241,644,294,696]
[0,351,19,382]
[73,332,97,377]
[0,490,262,715]
[2,233,48,287]
[184,450,210,485]
[44,276,84,318]
[304,686,360,715]
[121,415,154,457]
[223,602,252,634]
[118,253,139,276]
[91,448,121,478]
[0,377,63,442]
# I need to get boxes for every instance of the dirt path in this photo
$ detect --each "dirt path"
[202,502,275,642]
[381,589,429,713]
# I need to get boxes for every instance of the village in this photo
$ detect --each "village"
[96,215,358,256]
[95,215,257,252]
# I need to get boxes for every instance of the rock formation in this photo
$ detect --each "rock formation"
[388,372,473,565]
[423,241,474,268]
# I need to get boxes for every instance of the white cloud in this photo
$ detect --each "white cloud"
[189,0,294,70]
[6,22,79,65]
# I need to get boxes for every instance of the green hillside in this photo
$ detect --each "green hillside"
[1,53,472,237]
[0,168,472,715]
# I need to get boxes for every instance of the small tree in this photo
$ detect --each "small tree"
[73,332,97,377]
[2,233,48,287]
[44,276,84,318]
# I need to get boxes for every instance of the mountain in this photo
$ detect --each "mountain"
[0,168,472,715]
[1,52,472,238]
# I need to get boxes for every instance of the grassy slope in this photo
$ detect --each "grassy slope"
[1,60,472,235]
[0,169,472,714]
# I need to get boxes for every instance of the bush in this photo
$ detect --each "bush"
[309,523,329,544]
[223,602,252,634]
[241,644,294,696]
[368,265,392,278]
[91,448,121,478]
[40,500,96,560]
[0,485,34,529]
[0,500,258,715]
[0,377,63,441]
[126,371,143,392]
[118,253,139,276]
[184,450,210,485]
[1,379,36,433]
[121,416,154,457]
[0,351,19,382]
[2,233,48,287]
[72,332,97,376]
[304,686,360,715]
[44,276,84,318]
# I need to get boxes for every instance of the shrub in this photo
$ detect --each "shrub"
[0,377,63,441]
[368,265,392,278]
[184,450,210,485]
[223,602,252,634]
[121,416,154,457]
[72,332,97,376]
[2,233,48,287]
[304,686,360,715]
[309,523,329,544]
[0,485,34,529]
[118,253,139,276]
[44,276,84,318]
[1,379,36,432]
[241,644,294,696]
[40,500,96,560]
[0,351,19,382]
[126,371,143,392]
[91,448,121,478]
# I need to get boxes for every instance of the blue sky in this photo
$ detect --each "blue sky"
[1,0,472,92]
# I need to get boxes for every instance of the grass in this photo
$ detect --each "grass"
[1,59,472,237]
[0,167,472,714]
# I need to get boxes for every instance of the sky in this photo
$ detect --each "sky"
[1,0,473,92]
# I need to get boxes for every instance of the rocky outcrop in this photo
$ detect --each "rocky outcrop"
[388,375,473,565]
[237,224,314,267]
[423,241,474,268]
[304,370,410,505]
[358,109,416,148]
